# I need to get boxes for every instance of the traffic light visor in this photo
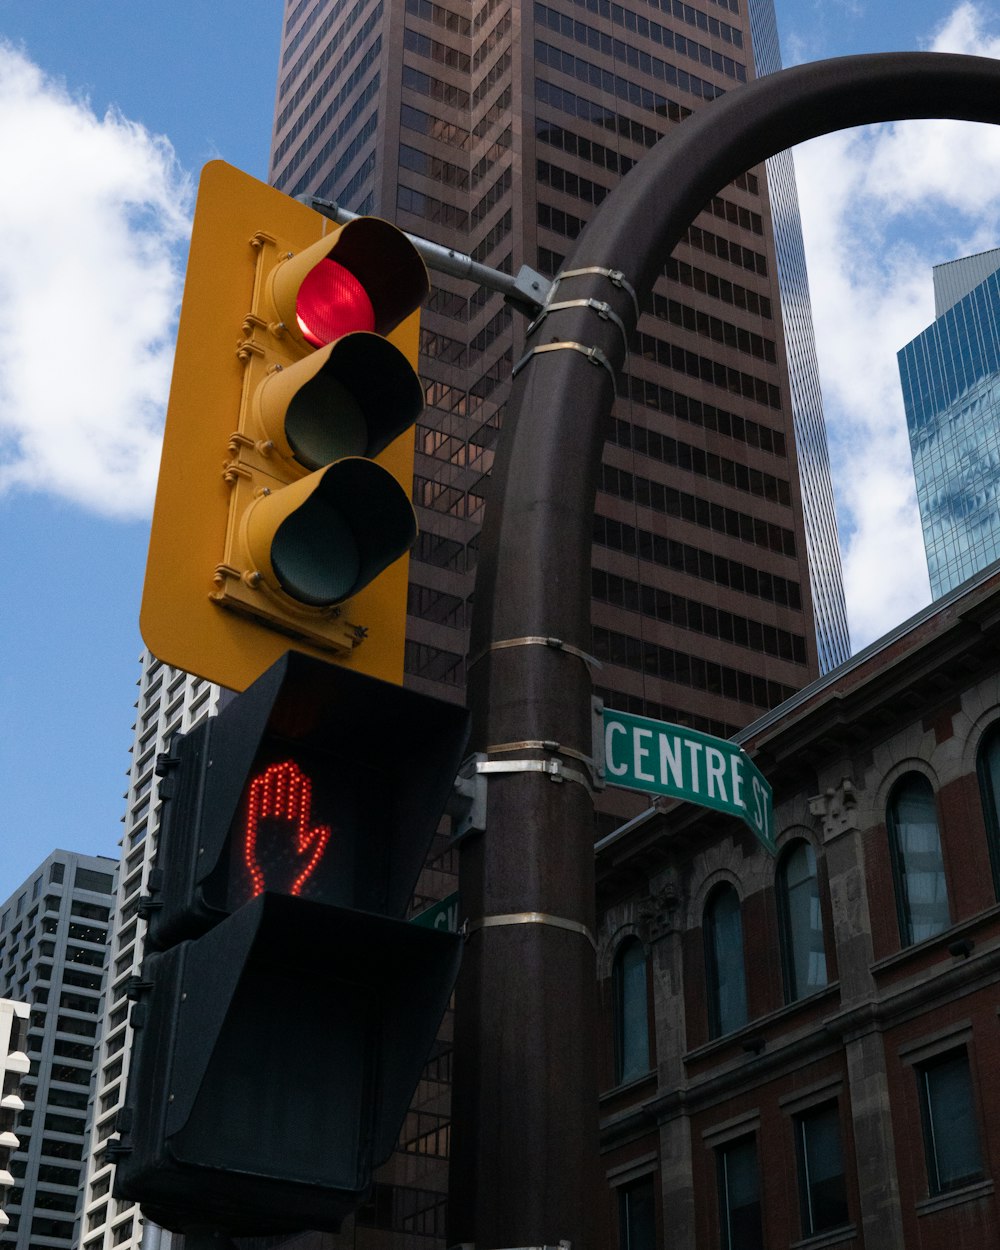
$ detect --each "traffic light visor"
[246,458,418,606]
[258,332,426,471]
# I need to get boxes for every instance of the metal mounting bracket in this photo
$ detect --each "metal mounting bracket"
[448,1241,572,1249]
[526,298,629,355]
[476,756,596,795]
[550,264,639,319]
[463,912,596,951]
[467,634,603,672]
[511,340,616,390]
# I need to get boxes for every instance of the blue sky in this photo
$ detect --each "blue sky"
[2,0,1000,899]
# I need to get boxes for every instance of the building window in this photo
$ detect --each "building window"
[717,1135,763,1250]
[777,841,827,1001]
[704,884,747,1038]
[612,939,651,1084]
[112,1216,135,1245]
[75,867,115,895]
[795,1103,849,1235]
[887,773,950,945]
[977,724,1000,895]
[618,1175,656,1250]
[917,1048,983,1195]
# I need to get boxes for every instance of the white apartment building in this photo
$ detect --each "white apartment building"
[77,655,221,1250]
[0,853,116,1250]
[1,998,30,1236]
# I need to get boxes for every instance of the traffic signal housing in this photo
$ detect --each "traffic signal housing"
[112,652,470,1235]
[141,161,428,692]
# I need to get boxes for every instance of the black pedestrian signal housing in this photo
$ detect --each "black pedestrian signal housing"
[144,651,466,947]
[111,652,470,1236]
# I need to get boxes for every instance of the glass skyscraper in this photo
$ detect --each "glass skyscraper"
[748,0,850,672]
[898,250,1000,598]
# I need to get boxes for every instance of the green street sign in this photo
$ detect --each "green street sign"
[602,708,775,853]
[412,892,460,932]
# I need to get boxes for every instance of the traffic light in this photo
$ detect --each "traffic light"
[140,161,428,692]
[111,652,470,1236]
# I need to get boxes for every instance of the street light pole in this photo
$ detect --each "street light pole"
[447,52,1000,1250]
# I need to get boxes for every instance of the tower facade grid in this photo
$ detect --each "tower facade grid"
[269,0,845,781]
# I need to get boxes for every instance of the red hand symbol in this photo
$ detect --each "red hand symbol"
[243,760,332,898]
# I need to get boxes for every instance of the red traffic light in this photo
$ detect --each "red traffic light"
[296,259,376,347]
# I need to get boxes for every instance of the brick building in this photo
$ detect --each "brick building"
[596,559,1000,1247]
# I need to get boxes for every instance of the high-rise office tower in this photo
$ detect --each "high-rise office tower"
[269,0,847,770]
[0,998,29,1236]
[77,657,223,1250]
[267,0,847,1240]
[0,851,116,1250]
[898,248,1000,598]
[748,0,849,674]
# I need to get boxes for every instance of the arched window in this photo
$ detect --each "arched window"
[777,841,828,1002]
[887,773,950,946]
[612,939,650,1084]
[704,884,748,1038]
[977,724,1000,895]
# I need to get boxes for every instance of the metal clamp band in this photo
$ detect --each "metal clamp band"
[511,341,616,391]
[467,635,603,671]
[487,740,595,771]
[526,299,629,354]
[448,1241,571,1249]
[475,757,596,796]
[551,266,639,320]
[464,911,596,951]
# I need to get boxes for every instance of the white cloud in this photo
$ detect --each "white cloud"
[0,42,192,517]
[791,2,1000,648]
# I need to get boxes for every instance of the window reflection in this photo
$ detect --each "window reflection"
[778,841,827,1001]
[976,724,1000,895]
[613,939,651,1084]
[887,774,950,946]
[704,885,748,1038]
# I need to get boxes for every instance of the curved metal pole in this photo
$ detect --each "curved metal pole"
[450,53,1000,1250]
